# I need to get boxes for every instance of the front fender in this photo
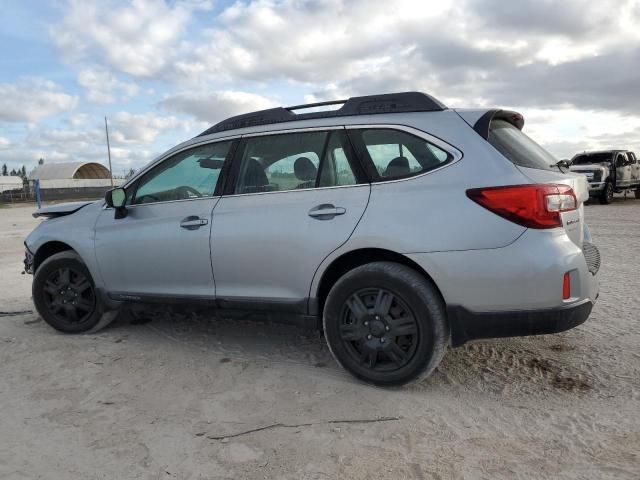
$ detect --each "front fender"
[25,202,105,289]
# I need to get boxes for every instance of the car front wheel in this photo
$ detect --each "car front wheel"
[600,182,614,204]
[323,262,449,387]
[32,251,116,333]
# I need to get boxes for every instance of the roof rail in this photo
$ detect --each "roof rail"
[197,91,446,136]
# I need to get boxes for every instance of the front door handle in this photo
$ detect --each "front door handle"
[308,204,346,220]
[180,215,208,230]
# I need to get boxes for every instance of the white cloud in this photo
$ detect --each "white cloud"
[0,137,11,148]
[0,78,77,122]
[158,90,278,122]
[108,111,201,145]
[78,67,139,104]
[19,0,640,171]
[51,0,193,77]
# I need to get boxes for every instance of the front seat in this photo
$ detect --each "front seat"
[294,157,318,189]
[384,156,411,177]
[241,158,270,193]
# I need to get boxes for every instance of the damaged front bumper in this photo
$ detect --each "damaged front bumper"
[23,243,34,275]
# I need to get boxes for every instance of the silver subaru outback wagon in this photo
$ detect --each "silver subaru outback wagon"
[24,92,600,386]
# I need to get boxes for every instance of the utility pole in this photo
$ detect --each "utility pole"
[105,116,114,187]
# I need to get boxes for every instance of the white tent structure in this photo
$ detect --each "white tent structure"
[26,161,121,201]
[29,161,111,181]
[0,176,24,193]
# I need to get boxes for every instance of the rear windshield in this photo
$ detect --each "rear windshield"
[572,153,613,165]
[488,119,557,171]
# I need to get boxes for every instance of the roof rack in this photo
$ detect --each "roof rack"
[197,91,446,136]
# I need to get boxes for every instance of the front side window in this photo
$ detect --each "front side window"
[133,141,232,204]
[488,119,557,171]
[233,130,358,194]
[353,128,451,180]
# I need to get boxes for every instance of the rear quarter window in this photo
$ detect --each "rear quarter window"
[353,128,452,181]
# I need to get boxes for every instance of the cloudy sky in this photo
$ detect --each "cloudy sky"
[1,0,639,175]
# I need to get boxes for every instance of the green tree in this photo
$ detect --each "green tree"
[20,165,26,178]
[10,168,17,176]
[1,164,7,176]
[38,158,44,165]
[125,168,136,178]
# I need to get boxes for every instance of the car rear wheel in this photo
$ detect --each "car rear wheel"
[599,182,614,204]
[323,262,449,386]
[635,188,640,199]
[33,251,115,333]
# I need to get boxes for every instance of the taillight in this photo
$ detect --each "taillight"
[466,184,577,229]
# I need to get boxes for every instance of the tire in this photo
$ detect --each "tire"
[599,182,614,204]
[635,188,640,199]
[323,262,449,387]
[32,251,116,333]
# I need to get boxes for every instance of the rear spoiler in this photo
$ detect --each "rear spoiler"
[472,109,525,140]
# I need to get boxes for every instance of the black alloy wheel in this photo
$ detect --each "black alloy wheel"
[323,262,449,386]
[32,251,113,333]
[339,288,419,372]
[41,266,96,327]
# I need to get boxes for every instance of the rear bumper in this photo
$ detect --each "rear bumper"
[448,299,593,347]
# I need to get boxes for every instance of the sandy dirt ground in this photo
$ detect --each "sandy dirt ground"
[0,199,639,480]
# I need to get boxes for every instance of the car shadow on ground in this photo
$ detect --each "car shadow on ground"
[50,307,598,395]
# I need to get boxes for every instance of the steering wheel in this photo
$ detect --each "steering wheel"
[175,185,202,199]
[137,194,159,203]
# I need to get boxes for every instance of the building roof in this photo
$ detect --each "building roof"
[29,162,111,180]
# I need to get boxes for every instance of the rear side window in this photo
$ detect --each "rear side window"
[488,119,557,171]
[233,130,359,194]
[353,128,451,180]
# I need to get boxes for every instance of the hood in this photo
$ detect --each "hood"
[33,200,98,219]
[570,163,609,171]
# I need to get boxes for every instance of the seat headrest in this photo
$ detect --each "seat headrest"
[244,158,268,186]
[294,157,317,181]
[384,156,410,177]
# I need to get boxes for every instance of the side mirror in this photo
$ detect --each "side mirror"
[105,188,128,219]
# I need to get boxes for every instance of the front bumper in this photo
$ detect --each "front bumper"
[23,244,34,274]
[448,299,593,347]
[588,182,606,192]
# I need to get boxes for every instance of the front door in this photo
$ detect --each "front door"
[615,153,632,188]
[94,140,235,299]
[211,128,370,311]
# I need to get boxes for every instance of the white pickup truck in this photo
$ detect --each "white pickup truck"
[570,150,640,204]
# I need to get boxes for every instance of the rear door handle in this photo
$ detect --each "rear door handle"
[180,215,208,230]
[308,204,346,220]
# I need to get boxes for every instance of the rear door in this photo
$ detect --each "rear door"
[210,127,370,312]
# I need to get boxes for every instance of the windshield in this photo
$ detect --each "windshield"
[488,119,558,171]
[572,153,613,165]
